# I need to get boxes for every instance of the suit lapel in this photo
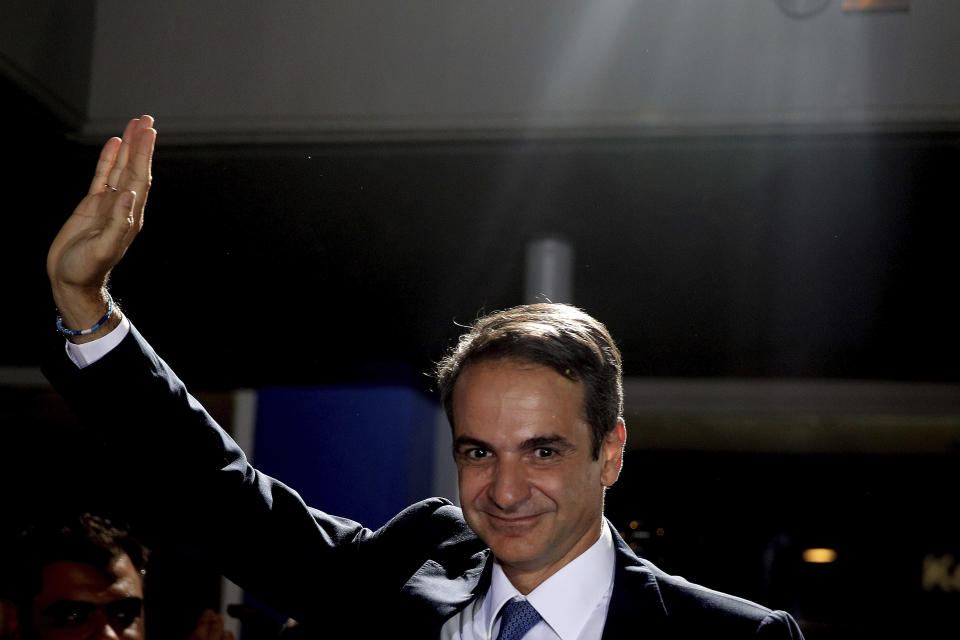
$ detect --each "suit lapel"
[399,549,492,635]
[601,522,669,639]
[396,522,668,638]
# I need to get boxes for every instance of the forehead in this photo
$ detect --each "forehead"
[451,359,586,435]
[35,555,143,607]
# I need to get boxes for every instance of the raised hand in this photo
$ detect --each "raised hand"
[47,115,156,341]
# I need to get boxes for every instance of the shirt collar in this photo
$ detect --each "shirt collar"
[480,524,616,640]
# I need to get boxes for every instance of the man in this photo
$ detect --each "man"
[1,514,234,640]
[3,514,148,640]
[43,116,804,638]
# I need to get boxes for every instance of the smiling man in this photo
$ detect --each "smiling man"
[41,116,804,639]
[450,358,621,588]
[431,306,630,638]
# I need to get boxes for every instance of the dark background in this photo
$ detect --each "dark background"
[6,72,960,388]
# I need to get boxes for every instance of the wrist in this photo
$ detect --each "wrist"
[53,286,122,344]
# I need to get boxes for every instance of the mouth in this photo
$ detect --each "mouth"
[485,513,543,533]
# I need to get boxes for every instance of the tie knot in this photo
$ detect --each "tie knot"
[496,596,542,640]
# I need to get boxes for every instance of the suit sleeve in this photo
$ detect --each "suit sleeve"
[756,610,805,639]
[41,323,454,622]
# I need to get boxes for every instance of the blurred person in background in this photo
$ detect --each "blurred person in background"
[0,513,234,640]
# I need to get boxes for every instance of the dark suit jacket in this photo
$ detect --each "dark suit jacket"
[43,325,804,639]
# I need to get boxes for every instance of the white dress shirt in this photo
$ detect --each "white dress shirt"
[65,314,130,369]
[441,524,616,640]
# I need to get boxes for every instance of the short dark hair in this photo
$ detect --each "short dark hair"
[436,303,623,459]
[1,513,148,618]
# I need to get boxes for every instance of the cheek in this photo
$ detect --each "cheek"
[457,466,489,501]
[537,465,600,504]
[526,467,577,504]
[124,619,145,640]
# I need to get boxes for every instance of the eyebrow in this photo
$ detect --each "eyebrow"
[520,435,574,451]
[42,597,144,616]
[452,434,575,451]
[453,436,490,451]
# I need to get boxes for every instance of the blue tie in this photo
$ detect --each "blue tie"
[495,596,542,640]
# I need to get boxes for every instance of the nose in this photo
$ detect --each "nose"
[87,614,121,640]
[488,457,531,511]
[91,624,120,640]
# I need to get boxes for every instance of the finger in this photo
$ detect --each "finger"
[125,125,156,224]
[106,117,142,187]
[87,137,121,195]
[212,613,224,634]
[190,610,217,640]
[113,117,156,213]
[94,190,138,261]
[223,631,235,640]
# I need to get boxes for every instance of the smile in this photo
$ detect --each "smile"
[486,513,543,532]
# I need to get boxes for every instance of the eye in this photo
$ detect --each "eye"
[106,599,143,629]
[465,448,489,459]
[59,609,87,626]
[534,448,556,459]
[45,602,95,627]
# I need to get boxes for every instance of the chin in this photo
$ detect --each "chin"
[492,549,544,571]
[485,533,550,568]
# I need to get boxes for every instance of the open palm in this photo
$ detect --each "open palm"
[47,116,156,327]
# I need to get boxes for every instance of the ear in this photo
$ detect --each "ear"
[599,418,626,487]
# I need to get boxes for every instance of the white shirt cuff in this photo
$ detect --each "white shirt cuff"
[65,314,132,369]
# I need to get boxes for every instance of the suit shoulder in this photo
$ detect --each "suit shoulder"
[655,570,773,620]
[375,498,475,544]
[370,498,485,577]
[634,560,803,637]
[378,497,459,525]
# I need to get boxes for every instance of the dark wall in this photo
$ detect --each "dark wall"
[7,72,960,389]
[605,450,960,639]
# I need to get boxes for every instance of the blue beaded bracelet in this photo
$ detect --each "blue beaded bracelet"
[56,291,114,336]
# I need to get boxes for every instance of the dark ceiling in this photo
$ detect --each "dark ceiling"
[6,74,960,391]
